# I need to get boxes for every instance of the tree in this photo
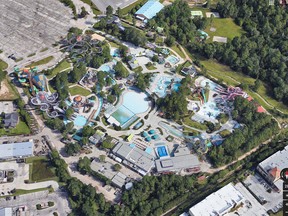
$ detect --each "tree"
[151,55,159,62]
[253,79,261,92]
[78,156,91,174]
[65,142,81,156]
[165,36,175,47]
[82,125,94,137]
[106,5,113,17]
[70,63,86,83]
[114,61,129,78]
[113,163,122,171]
[65,107,74,119]
[79,6,88,18]
[116,7,122,18]
[102,136,114,149]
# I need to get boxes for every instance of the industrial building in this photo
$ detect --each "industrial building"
[112,142,154,175]
[155,146,200,174]
[0,141,34,160]
[256,145,288,184]
[135,0,164,20]
[188,183,244,216]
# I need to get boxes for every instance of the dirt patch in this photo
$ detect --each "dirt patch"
[0,79,18,100]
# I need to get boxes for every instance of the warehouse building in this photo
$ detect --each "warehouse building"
[0,141,33,160]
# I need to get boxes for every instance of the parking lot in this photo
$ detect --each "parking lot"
[92,0,138,12]
[0,0,71,58]
[0,190,71,216]
[244,174,283,213]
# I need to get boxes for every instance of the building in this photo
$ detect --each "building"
[189,183,244,216]
[257,145,288,184]
[181,67,197,77]
[89,130,105,145]
[191,11,203,18]
[155,146,200,174]
[111,172,127,188]
[3,112,19,128]
[112,142,154,175]
[0,141,34,160]
[0,207,12,216]
[135,0,164,21]
[0,101,14,113]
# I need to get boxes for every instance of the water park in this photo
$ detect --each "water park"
[104,90,151,129]
[149,74,182,98]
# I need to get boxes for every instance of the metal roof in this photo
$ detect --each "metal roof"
[0,142,33,159]
[135,0,164,20]
[0,208,12,216]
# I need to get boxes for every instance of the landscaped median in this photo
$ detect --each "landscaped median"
[69,85,91,96]
[26,56,54,67]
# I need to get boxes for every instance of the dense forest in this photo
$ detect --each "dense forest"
[190,0,288,104]
[208,97,278,167]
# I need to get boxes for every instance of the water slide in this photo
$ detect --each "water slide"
[201,89,207,103]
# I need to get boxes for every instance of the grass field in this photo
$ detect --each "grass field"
[27,156,57,182]
[182,117,208,130]
[171,45,186,59]
[191,7,211,17]
[69,85,91,96]
[0,121,30,136]
[47,59,71,79]
[0,59,8,70]
[0,187,52,198]
[109,41,120,48]
[145,63,157,70]
[0,78,19,100]
[201,59,288,114]
[26,56,54,67]
[205,18,244,42]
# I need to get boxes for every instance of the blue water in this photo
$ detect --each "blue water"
[65,100,73,107]
[111,105,135,125]
[157,146,168,157]
[122,91,149,113]
[94,97,103,119]
[73,115,87,127]
[111,49,120,57]
[166,55,180,65]
[145,147,153,154]
[99,65,111,72]
[154,76,182,98]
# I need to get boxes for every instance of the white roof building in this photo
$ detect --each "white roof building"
[189,183,244,216]
[0,141,34,160]
[0,207,12,216]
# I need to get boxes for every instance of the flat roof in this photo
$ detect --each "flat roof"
[0,142,33,159]
[189,183,244,216]
[111,172,127,188]
[0,207,12,216]
[191,11,203,18]
[112,142,154,173]
[135,0,164,20]
[258,145,288,173]
[0,101,13,113]
[155,153,199,172]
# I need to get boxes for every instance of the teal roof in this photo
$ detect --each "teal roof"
[135,0,164,20]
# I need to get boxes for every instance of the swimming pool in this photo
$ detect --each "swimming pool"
[166,55,180,65]
[153,75,182,98]
[200,79,219,91]
[107,91,150,127]
[157,146,169,157]
[73,115,87,127]
[111,105,135,125]
[111,48,120,57]
[122,91,149,113]
[99,64,111,72]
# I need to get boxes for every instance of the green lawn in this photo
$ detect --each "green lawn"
[109,41,120,48]
[171,45,186,59]
[145,63,157,70]
[79,0,101,15]
[205,18,244,42]
[26,56,54,67]
[0,59,8,70]
[27,156,57,182]
[0,187,52,198]
[47,59,71,79]
[69,85,91,96]
[182,117,208,130]
[201,59,288,114]
[133,66,143,73]
[40,47,49,52]
[0,121,30,136]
